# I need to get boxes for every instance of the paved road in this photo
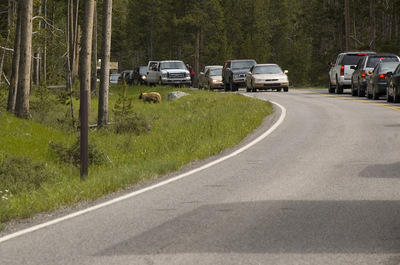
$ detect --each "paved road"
[1,89,400,265]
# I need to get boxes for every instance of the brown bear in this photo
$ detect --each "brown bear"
[139,92,162,103]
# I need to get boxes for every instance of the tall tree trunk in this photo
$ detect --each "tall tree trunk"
[370,0,376,50]
[91,0,97,95]
[7,1,20,113]
[15,0,33,119]
[79,0,95,179]
[98,0,113,128]
[344,0,350,50]
[194,29,200,88]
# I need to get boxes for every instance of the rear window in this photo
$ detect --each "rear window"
[341,54,366,65]
[367,56,399,68]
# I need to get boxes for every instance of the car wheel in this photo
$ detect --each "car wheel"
[230,79,237,91]
[394,85,400,103]
[351,82,357,96]
[224,80,230,92]
[387,86,393,102]
[284,87,289,92]
[328,80,335,93]
[358,84,365,97]
[335,78,343,94]
[277,88,282,92]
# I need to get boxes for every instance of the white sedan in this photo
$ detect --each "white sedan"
[245,64,289,92]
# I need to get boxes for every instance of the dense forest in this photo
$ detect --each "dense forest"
[1,0,400,92]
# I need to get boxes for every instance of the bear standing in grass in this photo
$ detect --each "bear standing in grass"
[139,92,162,103]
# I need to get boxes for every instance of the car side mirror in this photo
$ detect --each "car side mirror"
[350,65,356,70]
[329,62,335,67]
[284,70,288,74]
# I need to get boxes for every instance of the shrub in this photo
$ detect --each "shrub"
[113,113,152,134]
[49,138,108,166]
[0,155,53,194]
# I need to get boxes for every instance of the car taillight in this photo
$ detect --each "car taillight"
[379,73,388,80]
[361,70,365,78]
[340,65,344,76]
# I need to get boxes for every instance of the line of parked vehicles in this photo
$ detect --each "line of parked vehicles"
[113,59,290,92]
[328,51,400,102]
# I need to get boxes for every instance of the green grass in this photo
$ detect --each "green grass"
[0,85,273,224]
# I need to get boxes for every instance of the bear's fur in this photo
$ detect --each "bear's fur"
[139,92,162,103]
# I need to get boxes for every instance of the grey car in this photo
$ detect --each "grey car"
[366,61,400,100]
[351,53,399,97]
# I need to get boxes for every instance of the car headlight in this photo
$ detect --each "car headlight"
[161,73,167,78]
[142,75,147,80]
[256,79,264,82]
[212,79,219,83]
[233,74,240,79]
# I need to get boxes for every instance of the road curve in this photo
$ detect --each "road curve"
[1,89,400,265]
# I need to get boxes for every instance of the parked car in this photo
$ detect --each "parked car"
[198,65,222,89]
[387,64,400,102]
[328,51,375,94]
[245,64,289,92]
[351,53,399,97]
[118,70,134,85]
[203,67,223,91]
[222,59,256,91]
[366,61,400,100]
[109,73,120,84]
[132,66,148,85]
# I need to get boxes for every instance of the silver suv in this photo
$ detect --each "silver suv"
[328,52,375,94]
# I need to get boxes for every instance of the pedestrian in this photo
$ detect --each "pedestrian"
[189,66,195,87]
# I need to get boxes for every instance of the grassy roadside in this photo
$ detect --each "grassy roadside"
[0,85,273,228]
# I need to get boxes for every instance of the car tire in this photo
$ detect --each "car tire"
[277,88,282,92]
[230,79,237,91]
[351,82,358,96]
[328,80,335,93]
[387,87,393,102]
[394,86,400,103]
[335,78,343,94]
[358,84,365,97]
[284,87,289,92]
[224,80,230,92]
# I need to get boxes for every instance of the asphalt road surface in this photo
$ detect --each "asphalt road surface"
[1,88,400,265]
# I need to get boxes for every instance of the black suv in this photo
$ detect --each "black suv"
[350,53,399,97]
[118,70,134,85]
[222,59,256,91]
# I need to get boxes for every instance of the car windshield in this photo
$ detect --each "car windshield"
[231,61,255,70]
[253,65,282,74]
[209,68,222,76]
[160,61,186,70]
[367,56,399,68]
[139,66,147,75]
[110,75,119,81]
[342,54,367,65]
[378,62,400,73]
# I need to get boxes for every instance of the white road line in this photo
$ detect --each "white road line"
[0,101,286,243]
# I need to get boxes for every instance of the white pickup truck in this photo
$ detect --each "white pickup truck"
[146,60,190,86]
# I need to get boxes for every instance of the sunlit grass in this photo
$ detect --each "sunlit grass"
[0,86,273,224]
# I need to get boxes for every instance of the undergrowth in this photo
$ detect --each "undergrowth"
[0,85,273,224]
